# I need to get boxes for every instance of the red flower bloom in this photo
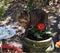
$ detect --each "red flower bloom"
[37,23,45,30]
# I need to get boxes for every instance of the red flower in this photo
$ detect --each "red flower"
[37,23,45,30]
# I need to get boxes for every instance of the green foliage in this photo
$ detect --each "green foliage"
[0,0,2,2]
[6,0,10,4]
[27,0,36,10]
[0,6,5,19]
[30,28,53,39]
[0,0,10,20]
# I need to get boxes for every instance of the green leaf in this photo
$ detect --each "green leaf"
[34,33,42,39]
[31,28,36,33]
[45,31,53,37]
[46,31,51,34]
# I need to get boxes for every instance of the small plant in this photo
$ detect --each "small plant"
[27,23,52,41]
